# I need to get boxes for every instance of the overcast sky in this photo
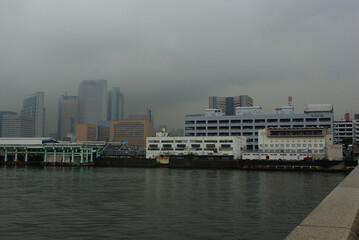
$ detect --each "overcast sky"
[0,0,358,134]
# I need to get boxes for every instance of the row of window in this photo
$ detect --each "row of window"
[148,144,234,148]
[244,149,324,154]
[147,147,233,151]
[148,139,234,143]
[259,143,324,148]
[185,125,331,131]
[185,117,332,125]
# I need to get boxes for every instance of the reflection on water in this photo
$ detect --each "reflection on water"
[0,166,346,240]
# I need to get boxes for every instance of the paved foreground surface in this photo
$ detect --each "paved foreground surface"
[286,167,359,240]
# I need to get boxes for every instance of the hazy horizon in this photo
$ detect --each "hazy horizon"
[1,0,358,134]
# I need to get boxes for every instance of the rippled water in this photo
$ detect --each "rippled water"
[0,166,347,240]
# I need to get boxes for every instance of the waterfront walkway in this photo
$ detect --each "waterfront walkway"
[286,166,359,239]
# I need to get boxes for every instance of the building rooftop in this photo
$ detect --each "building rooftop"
[304,104,333,113]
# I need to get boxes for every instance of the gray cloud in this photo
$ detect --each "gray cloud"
[0,0,358,133]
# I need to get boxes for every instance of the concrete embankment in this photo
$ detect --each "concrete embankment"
[94,157,157,167]
[286,166,359,240]
[92,157,356,171]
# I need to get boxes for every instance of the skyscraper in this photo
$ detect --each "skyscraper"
[108,87,124,120]
[21,92,45,137]
[57,95,79,140]
[1,114,34,137]
[78,80,108,125]
[0,111,17,137]
[209,95,253,115]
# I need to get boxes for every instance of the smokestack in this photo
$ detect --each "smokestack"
[344,113,350,121]
[288,96,293,106]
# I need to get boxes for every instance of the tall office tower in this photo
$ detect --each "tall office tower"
[57,95,79,140]
[1,114,34,137]
[209,95,253,115]
[21,92,46,137]
[0,111,17,137]
[78,80,108,125]
[108,87,124,120]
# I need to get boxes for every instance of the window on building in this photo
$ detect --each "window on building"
[219,120,229,124]
[280,119,291,122]
[255,119,266,123]
[243,119,253,123]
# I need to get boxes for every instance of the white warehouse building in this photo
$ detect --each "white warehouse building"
[242,127,342,160]
[146,131,246,159]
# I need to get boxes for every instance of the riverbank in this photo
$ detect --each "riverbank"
[1,156,356,172]
[94,156,356,172]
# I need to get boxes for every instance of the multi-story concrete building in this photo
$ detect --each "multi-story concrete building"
[108,87,124,120]
[333,120,353,145]
[184,104,334,151]
[76,123,97,141]
[0,111,17,137]
[78,80,108,125]
[209,95,253,115]
[354,114,359,143]
[110,119,152,148]
[243,127,342,160]
[146,131,246,159]
[1,114,34,137]
[97,121,110,142]
[57,95,79,140]
[21,92,45,137]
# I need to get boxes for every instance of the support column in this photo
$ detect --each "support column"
[15,148,18,161]
[71,148,74,163]
[25,148,28,162]
[53,149,57,163]
[85,149,89,163]
[90,150,94,163]
[80,149,84,163]
[62,148,65,163]
[44,149,47,163]
[4,148,8,163]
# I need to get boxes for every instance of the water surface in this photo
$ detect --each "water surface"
[0,167,347,239]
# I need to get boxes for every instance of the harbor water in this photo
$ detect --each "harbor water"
[0,167,347,240]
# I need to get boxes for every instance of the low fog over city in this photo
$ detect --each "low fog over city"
[0,0,358,134]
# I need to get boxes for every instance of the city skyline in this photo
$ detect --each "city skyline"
[0,0,358,133]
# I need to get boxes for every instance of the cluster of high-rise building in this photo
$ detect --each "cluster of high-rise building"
[1,89,358,156]
[0,92,45,138]
[59,80,151,148]
[0,80,152,148]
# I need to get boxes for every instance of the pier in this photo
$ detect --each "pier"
[0,138,104,165]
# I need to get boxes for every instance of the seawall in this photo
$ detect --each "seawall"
[286,166,359,239]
